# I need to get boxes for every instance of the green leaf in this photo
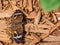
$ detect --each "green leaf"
[40,0,60,12]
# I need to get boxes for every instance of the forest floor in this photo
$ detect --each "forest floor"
[0,0,60,45]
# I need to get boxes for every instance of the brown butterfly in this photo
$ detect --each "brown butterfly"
[7,10,26,43]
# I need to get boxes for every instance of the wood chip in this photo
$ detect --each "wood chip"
[27,0,32,12]
[40,21,60,39]
[43,35,60,41]
[23,0,27,8]
[0,0,2,12]
[52,14,57,23]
